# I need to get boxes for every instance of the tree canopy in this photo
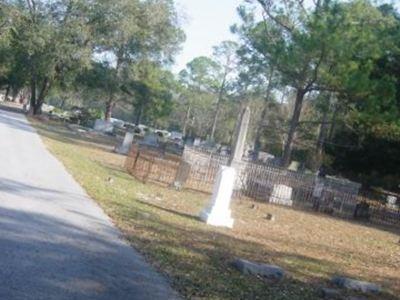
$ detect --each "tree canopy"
[234,0,397,167]
[0,0,399,190]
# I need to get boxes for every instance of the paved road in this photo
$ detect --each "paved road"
[0,109,179,300]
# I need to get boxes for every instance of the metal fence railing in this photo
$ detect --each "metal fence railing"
[355,192,400,227]
[125,144,399,227]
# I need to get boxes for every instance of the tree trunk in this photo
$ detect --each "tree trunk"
[33,101,42,115]
[328,103,339,142]
[28,79,37,115]
[11,88,19,102]
[210,99,221,141]
[210,75,227,141]
[182,104,191,137]
[60,97,66,109]
[135,104,143,126]
[254,105,267,156]
[5,85,10,100]
[281,88,306,167]
[254,68,274,157]
[32,78,50,115]
[105,99,114,122]
[312,109,329,172]
[104,51,122,122]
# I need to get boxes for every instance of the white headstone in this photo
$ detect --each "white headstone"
[200,107,251,228]
[288,161,300,171]
[115,131,134,154]
[386,195,398,210]
[313,177,324,198]
[258,151,275,162]
[270,184,293,206]
[193,138,201,147]
[200,166,236,228]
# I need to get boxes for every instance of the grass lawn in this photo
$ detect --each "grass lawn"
[31,118,400,300]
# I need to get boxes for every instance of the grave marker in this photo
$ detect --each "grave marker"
[115,131,135,155]
[200,107,250,228]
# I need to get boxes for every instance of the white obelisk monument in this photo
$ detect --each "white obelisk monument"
[200,107,251,228]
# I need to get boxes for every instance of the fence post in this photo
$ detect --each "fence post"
[143,156,155,183]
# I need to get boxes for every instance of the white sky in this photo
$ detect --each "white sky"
[173,0,243,73]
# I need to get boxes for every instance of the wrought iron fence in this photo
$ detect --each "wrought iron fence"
[355,192,400,227]
[125,144,399,226]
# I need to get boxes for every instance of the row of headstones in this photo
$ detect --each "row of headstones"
[113,108,326,227]
[114,129,168,155]
[114,109,396,228]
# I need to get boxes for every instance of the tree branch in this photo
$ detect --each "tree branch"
[26,0,36,21]
[256,0,295,34]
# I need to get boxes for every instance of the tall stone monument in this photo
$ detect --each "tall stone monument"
[229,107,251,165]
[200,107,251,228]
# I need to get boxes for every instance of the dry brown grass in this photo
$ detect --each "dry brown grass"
[32,119,400,300]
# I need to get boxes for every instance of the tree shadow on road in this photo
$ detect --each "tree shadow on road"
[0,206,179,300]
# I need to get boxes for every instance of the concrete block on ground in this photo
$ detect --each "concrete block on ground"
[331,276,381,294]
[232,258,285,281]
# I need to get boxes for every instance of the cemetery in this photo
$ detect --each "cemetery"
[122,109,399,228]
[1,1,400,299]
[28,113,400,300]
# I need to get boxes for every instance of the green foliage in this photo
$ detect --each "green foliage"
[122,60,177,125]
[179,56,222,93]
[0,0,184,117]
[3,0,93,113]
[1,0,399,190]
[326,130,400,191]
[88,0,184,120]
[324,3,400,188]
[78,62,120,103]
[92,0,184,65]
[234,0,398,167]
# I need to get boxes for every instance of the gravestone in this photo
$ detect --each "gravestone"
[258,151,274,163]
[232,258,285,281]
[115,131,135,155]
[288,161,300,171]
[94,119,114,133]
[193,138,201,147]
[142,132,159,146]
[200,166,236,227]
[220,146,230,156]
[312,175,325,210]
[270,184,293,206]
[229,107,250,165]
[200,107,251,228]
[386,195,398,210]
[354,202,370,220]
[331,276,381,294]
[174,161,191,190]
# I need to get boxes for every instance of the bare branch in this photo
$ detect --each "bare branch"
[256,0,295,34]
[295,0,310,19]
[26,0,37,21]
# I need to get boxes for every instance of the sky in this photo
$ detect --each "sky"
[173,0,243,73]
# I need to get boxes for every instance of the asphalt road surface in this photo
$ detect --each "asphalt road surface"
[0,108,179,300]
